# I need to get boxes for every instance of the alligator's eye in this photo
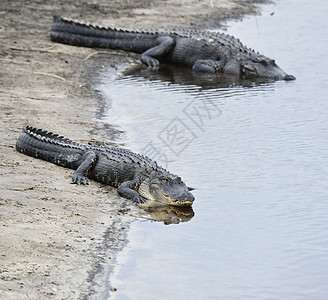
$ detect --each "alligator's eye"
[260,60,268,66]
[244,65,255,71]
[160,177,171,184]
[242,64,257,75]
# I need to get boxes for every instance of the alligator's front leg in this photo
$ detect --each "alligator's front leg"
[117,180,146,204]
[141,36,175,68]
[72,150,97,185]
[192,59,224,74]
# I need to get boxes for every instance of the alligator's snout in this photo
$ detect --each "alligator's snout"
[177,192,195,201]
[168,191,195,207]
[174,192,195,204]
[283,74,296,81]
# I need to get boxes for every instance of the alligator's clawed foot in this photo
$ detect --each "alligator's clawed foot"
[132,195,147,204]
[72,173,90,185]
[192,59,224,74]
[141,56,160,69]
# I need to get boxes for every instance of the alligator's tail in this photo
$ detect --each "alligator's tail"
[50,15,156,53]
[16,126,84,169]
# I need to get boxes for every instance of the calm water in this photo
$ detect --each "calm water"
[98,0,328,299]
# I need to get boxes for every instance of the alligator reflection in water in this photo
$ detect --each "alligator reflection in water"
[121,64,277,89]
[139,204,195,225]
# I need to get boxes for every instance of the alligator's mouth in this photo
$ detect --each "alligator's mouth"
[170,199,194,207]
[161,192,194,207]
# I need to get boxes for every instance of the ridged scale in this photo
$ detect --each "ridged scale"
[21,126,170,175]
[56,16,262,59]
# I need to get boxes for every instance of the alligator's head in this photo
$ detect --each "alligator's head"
[138,173,195,207]
[224,57,295,81]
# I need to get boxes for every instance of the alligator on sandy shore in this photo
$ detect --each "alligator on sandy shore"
[50,15,295,81]
[16,126,195,207]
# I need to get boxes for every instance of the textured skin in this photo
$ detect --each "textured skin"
[16,126,195,206]
[50,15,295,81]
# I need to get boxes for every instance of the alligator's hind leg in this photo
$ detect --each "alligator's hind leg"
[117,180,146,204]
[192,59,224,73]
[72,150,97,185]
[141,36,175,68]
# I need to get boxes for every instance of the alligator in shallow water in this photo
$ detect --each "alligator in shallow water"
[50,15,295,81]
[16,126,195,207]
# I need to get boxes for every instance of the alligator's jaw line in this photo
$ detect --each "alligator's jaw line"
[160,195,194,207]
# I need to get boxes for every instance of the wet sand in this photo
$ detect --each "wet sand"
[0,1,266,299]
